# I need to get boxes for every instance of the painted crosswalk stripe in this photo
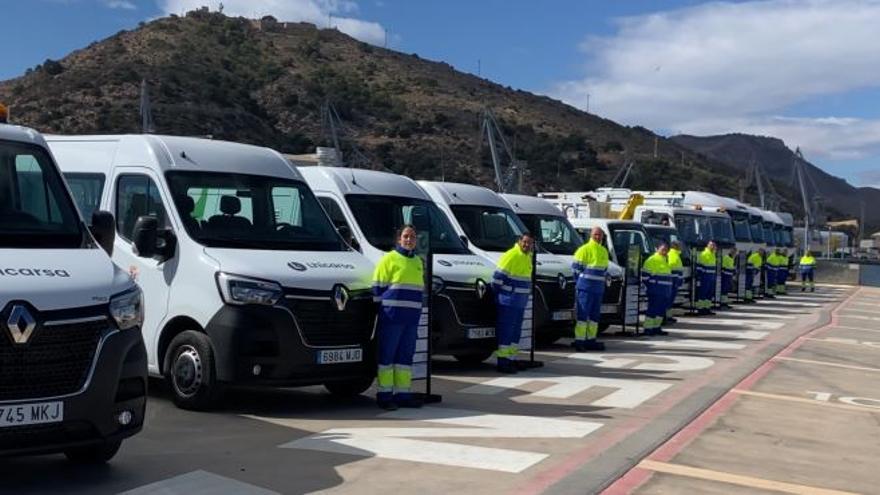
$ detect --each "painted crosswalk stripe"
[119,470,279,495]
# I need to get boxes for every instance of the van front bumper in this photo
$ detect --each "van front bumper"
[0,327,147,457]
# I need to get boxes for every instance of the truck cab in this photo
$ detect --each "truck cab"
[49,134,376,410]
[499,193,624,342]
[681,191,758,255]
[419,181,587,345]
[299,166,497,364]
[1,123,146,461]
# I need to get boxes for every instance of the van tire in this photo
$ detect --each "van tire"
[598,322,611,333]
[536,332,562,346]
[324,376,374,397]
[166,331,223,410]
[453,350,494,365]
[64,440,122,464]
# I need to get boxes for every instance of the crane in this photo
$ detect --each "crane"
[319,99,370,168]
[477,108,526,193]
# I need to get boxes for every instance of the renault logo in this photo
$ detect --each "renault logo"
[475,279,487,299]
[288,261,307,272]
[333,285,349,312]
[557,273,567,290]
[6,305,36,344]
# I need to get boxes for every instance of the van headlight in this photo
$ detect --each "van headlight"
[217,272,282,306]
[110,287,144,330]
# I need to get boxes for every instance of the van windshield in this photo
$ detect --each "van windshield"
[674,212,713,247]
[450,205,526,252]
[709,216,736,244]
[729,211,752,242]
[763,222,776,246]
[166,171,345,251]
[0,140,84,248]
[517,213,583,255]
[644,226,691,263]
[782,227,794,247]
[608,223,653,268]
[346,194,469,255]
[749,216,764,242]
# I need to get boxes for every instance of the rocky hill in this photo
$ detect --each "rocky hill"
[0,9,752,197]
[671,133,879,233]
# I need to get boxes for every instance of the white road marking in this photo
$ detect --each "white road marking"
[458,373,671,407]
[673,317,784,330]
[273,408,601,473]
[664,329,769,340]
[622,338,746,350]
[555,353,716,372]
[838,314,880,322]
[119,470,279,495]
[754,300,822,307]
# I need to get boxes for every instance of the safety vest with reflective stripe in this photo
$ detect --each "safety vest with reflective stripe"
[799,255,816,271]
[373,247,424,325]
[642,252,673,293]
[722,254,736,276]
[696,247,717,276]
[493,243,533,308]
[748,251,763,269]
[572,239,609,292]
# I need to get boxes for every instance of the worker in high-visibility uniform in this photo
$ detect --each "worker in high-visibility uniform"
[746,248,764,302]
[492,232,535,373]
[776,249,790,295]
[720,248,737,308]
[799,250,817,292]
[665,240,685,324]
[695,241,718,315]
[372,224,424,410]
[767,249,785,296]
[764,249,778,298]
[643,243,673,336]
[571,227,609,352]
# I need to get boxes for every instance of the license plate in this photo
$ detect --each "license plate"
[552,310,573,321]
[317,348,363,364]
[601,304,618,314]
[0,401,63,428]
[467,327,495,339]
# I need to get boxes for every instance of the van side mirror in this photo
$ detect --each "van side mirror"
[132,216,158,259]
[90,210,115,256]
[337,225,360,252]
[459,235,469,248]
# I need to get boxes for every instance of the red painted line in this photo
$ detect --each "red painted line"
[599,287,861,494]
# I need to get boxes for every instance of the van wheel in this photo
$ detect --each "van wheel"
[166,331,223,411]
[64,440,122,464]
[598,322,611,333]
[325,376,374,397]
[536,331,562,346]
[453,350,494,365]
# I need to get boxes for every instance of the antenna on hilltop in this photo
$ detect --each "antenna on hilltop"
[139,79,155,134]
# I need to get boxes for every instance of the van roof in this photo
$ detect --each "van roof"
[0,124,49,148]
[299,166,430,200]
[682,191,749,212]
[419,181,508,209]
[499,194,563,217]
[44,134,301,181]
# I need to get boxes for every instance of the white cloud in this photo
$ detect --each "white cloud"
[105,0,136,8]
[158,0,385,44]
[551,0,880,164]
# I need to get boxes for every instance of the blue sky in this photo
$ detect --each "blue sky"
[2,0,879,189]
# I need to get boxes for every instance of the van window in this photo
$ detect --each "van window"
[63,173,105,220]
[0,140,83,248]
[318,197,351,231]
[166,171,345,251]
[450,205,526,252]
[517,214,582,255]
[116,174,169,241]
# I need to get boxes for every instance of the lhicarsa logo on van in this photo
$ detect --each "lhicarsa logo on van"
[288,261,357,272]
[0,268,70,277]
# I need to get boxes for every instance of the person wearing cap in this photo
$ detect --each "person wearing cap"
[372,224,425,410]
[642,242,673,336]
[799,250,817,292]
[492,232,535,373]
[571,227,609,352]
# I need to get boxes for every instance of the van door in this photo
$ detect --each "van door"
[112,168,176,367]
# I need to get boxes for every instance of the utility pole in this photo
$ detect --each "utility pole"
[793,147,811,249]
[653,136,658,159]
[139,79,154,134]
[477,59,481,77]
[586,93,590,113]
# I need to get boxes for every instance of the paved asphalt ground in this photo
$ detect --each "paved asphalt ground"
[2,285,872,495]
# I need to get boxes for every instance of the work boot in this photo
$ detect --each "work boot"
[648,328,669,336]
[395,395,424,409]
[496,360,518,374]
[377,399,398,411]
[514,360,530,371]
[665,316,678,324]
[582,339,605,351]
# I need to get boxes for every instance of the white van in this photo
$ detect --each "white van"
[49,134,377,410]
[499,193,625,339]
[1,124,146,462]
[299,167,497,363]
[419,181,591,344]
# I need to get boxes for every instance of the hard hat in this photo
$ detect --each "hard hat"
[0,103,8,123]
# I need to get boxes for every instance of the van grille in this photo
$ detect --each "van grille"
[442,287,495,325]
[536,279,576,311]
[0,314,106,401]
[281,289,375,347]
